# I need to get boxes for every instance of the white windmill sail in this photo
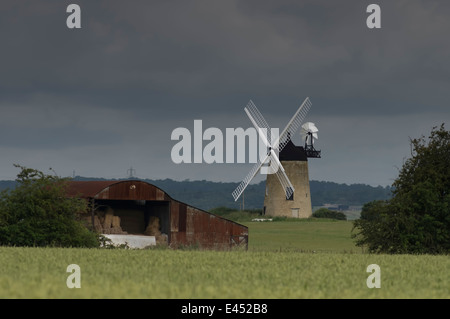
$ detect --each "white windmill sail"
[232,98,311,201]
[232,152,270,201]
[244,100,273,147]
[273,97,312,152]
[232,103,290,201]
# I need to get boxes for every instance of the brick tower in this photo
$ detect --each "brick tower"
[263,133,320,218]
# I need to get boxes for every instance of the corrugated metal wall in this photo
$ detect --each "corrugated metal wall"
[68,180,248,250]
[169,203,248,250]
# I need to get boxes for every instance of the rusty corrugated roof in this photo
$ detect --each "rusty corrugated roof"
[66,180,122,198]
[66,180,172,201]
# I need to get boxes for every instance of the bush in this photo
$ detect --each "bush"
[209,206,262,222]
[313,208,347,220]
[0,165,99,247]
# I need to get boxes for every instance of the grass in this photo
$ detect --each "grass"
[0,220,449,299]
[244,220,359,253]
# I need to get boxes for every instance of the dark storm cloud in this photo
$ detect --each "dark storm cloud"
[0,0,449,184]
[2,1,450,112]
[2,1,449,117]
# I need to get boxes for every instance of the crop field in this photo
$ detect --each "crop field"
[0,220,449,299]
[243,219,359,253]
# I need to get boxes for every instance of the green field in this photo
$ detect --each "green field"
[0,220,449,299]
[244,220,359,253]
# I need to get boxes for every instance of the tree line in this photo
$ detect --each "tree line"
[0,177,392,211]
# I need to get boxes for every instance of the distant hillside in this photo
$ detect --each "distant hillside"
[309,181,392,207]
[0,181,17,193]
[0,178,391,211]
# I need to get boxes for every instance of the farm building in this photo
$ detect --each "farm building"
[66,180,248,250]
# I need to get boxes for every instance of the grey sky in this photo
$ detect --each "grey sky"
[0,0,449,187]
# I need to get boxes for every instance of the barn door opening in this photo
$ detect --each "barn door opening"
[144,201,170,243]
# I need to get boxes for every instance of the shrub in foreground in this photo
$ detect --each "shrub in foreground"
[0,165,99,247]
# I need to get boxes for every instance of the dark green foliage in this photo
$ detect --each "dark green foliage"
[353,124,450,254]
[351,200,394,252]
[312,208,347,220]
[209,206,262,222]
[0,165,99,247]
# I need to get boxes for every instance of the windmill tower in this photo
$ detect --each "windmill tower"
[232,97,321,218]
[263,122,320,218]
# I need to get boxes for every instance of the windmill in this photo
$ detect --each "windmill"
[232,97,312,202]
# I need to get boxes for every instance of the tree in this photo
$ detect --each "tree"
[0,165,99,247]
[352,124,450,254]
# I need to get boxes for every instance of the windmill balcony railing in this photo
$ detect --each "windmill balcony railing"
[305,149,321,158]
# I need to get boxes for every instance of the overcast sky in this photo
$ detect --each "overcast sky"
[0,0,449,187]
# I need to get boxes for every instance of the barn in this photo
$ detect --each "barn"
[66,180,248,250]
